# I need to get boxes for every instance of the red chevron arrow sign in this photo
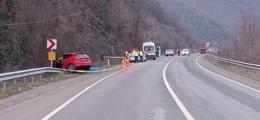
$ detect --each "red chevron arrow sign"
[47,39,57,50]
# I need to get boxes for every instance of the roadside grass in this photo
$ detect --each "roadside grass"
[0,73,78,99]
[207,57,260,81]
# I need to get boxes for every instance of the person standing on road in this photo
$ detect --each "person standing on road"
[177,48,181,56]
[133,49,138,62]
[125,51,129,59]
[135,49,139,62]
[139,50,143,61]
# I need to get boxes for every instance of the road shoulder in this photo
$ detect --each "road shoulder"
[0,69,120,120]
[197,55,260,92]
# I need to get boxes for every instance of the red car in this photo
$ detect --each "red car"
[55,52,92,70]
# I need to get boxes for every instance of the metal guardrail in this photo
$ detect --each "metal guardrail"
[0,65,122,83]
[0,67,64,82]
[0,66,121,92]
[207,54,260,70]
[0,67,66,91]
[103,56,126,67]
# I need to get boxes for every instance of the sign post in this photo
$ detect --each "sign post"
[47,39,57,67]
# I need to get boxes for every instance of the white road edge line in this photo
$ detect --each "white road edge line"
[41,65,136,120]
[196,55,260,94]
[163,59,195,120]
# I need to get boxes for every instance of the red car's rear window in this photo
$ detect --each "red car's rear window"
[76,54,89,59]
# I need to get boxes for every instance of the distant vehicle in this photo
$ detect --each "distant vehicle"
[143,42,156,60]
[129,55,146,63]
[181,49,190,56]
[200,48,207,54]
[165,49,174,56]
[55,52,92,70]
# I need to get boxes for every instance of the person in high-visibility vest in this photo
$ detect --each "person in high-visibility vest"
[139,50,143,61]
[134,49,138,62]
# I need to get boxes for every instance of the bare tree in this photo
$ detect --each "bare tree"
[220,15,260,64]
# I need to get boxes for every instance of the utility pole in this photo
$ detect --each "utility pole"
[248,22,253,56]
[248,36,253,56]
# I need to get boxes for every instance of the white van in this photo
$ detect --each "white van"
[143,42,156,60]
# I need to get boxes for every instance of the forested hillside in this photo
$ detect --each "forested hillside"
[0,0,196,72]
[162,0,260,44]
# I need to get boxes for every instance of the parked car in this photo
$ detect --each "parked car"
[129,54,146,63]
[165,49,174,56]
[200,48,207,54]
[55,52,92,70]
[181,49,190,56]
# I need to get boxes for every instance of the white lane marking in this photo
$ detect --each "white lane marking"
[163,59,195,120]
[41,65,136,120]
[196,55,260,94]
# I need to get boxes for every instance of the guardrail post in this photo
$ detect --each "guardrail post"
[2,82,6,92]
[31,75,35,83]
[107,58,110,67]
[39,74,42,79]
[14,79,17,85]
[23,77,26,84]
[235,64,238,72]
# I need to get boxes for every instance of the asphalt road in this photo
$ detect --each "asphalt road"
[0,54,260,120]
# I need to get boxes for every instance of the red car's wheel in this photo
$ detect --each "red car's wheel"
[69,64,76,70]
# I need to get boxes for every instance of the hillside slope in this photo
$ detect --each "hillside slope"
[0,0,196,72]
[162,0,260,43]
